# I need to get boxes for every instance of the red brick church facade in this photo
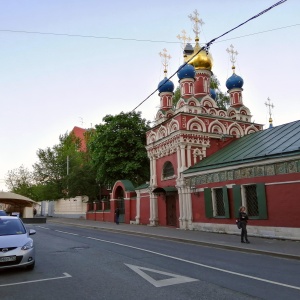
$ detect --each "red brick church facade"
[86,12,300,240]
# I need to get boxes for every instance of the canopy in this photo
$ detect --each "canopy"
[152,186,178,196]
[0,191,37,207]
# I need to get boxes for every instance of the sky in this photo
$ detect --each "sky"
[0,0,299,191]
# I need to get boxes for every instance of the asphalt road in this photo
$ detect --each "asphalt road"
[1,223,300,300]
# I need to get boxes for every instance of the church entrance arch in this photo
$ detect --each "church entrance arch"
[115,186,125,223]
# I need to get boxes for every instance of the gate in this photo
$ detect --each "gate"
[116,197,125,223]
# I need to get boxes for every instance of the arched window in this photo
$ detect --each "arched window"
[163,161,175,179]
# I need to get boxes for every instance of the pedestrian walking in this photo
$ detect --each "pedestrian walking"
[115,207,120,224]
[239,206,250,244]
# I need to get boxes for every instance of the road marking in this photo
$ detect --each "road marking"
[87,236,300,291]
[125,264,198,287]
[55,230,78,236]
[37,226,49,229]
[0,273,72,287]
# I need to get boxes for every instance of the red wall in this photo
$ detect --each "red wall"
[86,211,114,222]
[191,172,300,227]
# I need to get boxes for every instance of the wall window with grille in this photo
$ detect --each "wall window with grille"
[213,188,226,217]
[204,187,230,218]
[162,161,175,179]
[233,183,268,219]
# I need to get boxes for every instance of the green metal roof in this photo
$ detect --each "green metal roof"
[184,120,300,174]
[135,183,150,190]
[118,180,135,191]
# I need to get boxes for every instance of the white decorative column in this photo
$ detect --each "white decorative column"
[187,145,192,167]
[152,157,157,186]
[180,144,186,171]
[177,145,181,176]
[186,190,193,229]
[149,194,158,226]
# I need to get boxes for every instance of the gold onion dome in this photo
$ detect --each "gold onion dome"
[188,42,213,70]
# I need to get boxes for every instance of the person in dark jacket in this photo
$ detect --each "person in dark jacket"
[239,206,250,243]
[114,207,120,225]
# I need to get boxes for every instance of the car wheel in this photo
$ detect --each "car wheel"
[26,262,35,271]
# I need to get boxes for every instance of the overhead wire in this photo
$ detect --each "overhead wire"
[131,0,287,112]
[0,23,298,44]
[0,1,289,113]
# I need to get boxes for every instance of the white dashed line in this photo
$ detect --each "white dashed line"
[0,273,72,287]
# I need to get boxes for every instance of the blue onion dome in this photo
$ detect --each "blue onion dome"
[158,77,174,93]
[209,88,217,100]
[177,63,196,80]
[226,73,244,90]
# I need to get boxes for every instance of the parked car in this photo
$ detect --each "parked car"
[0,210,7,216]
[0,216,36,270]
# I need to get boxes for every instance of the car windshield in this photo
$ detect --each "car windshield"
[0,218,26,236]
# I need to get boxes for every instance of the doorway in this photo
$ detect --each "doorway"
[166,195,177,226]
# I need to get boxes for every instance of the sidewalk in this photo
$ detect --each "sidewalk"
[46,217,300,261]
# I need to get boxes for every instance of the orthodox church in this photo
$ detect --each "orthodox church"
[87,11,300,240]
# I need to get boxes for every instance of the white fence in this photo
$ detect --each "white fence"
[40,196,88,219]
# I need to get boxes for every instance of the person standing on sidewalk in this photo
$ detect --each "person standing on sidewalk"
[239,206,250,244]
[115,207,120,225]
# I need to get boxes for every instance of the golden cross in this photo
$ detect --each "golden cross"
[159,48,171,76]
[226,44,238,68]
[177,30,192,49]
[265,97,274,118]
[188,9,204,40]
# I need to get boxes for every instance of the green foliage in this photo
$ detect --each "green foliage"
[32,130,98,201]
[210,75,230,110]
[5,165,35,199]
[172,86,181,107]
[215,92,230,111]
[89,111,151,187]
[210,75,219,89]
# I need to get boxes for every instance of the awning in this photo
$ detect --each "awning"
[152,186,177,195]
[0,192,37,207]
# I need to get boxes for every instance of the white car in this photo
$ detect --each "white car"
[0,216,36,270]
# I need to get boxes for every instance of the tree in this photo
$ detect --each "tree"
[5,165,35,198]
[33,131,98,200]
[172,86,181,108]
[210,75,230,110]
[89,111,151,187]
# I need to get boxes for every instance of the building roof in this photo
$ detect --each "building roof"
[184,120,300,174]
[71,126,87,152]
[0,192,37,207]
[117,180,136,192]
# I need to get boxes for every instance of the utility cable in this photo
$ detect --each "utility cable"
[0,23,297,45]
[131,0,287,112]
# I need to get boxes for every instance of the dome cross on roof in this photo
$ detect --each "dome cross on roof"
[265,97,275,128]
[159,48,171,77]
[226,44,239,73]
[158,48,174,94]
[188,9,204,42]
[177,30,192,52]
